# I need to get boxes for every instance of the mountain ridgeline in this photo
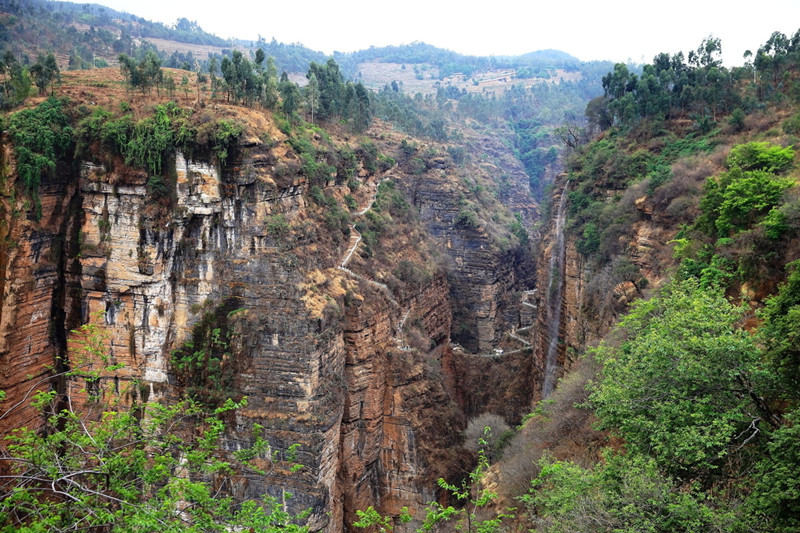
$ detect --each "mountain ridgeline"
[1,0,800,530]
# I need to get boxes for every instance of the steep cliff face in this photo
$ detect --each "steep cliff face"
[395,128,538,355]
[0,141,80,433]
[537,173,698,390]
[0,98,545,531]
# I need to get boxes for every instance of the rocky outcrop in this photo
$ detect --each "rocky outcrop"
[338,271,463,527]
[535,177,684,397]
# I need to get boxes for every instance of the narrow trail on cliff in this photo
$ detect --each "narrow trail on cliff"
[338,176,412,340]
[542,179,570,398]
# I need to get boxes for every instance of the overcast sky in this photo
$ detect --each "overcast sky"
[84,0,800,65]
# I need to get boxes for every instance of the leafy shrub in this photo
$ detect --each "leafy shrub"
[726,141,795,173]
[266,214,290,238]
[759,260,800,398]
[393,259,433,292]
[728,108,746,132]
[194,118,242,165]
[782,113,800,135]
[336,147,358,179]
[590,279,763,479]
[455,207,479,228]
[126,103,184,176]
[577,222,600,256]
[7,97,73,217]
[170,299,244,406]
[714,169,792,236]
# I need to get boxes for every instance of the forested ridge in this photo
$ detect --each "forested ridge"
[1,0,800,530]
[486,31,800,533]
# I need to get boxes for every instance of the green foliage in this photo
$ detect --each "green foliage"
[118,51,164,95]
[0,50,32,109]
[216,50,281,109]
[455,207,479,228]
[0,316,308,531]
[170,299,245,406]
[728,108,746,132]
[726,141,795,173]
[698,143,794,239]
[522,452,732,533]
[29,52,60,96]
[589,279,764,479]
[337,147,358,179]
[300,153,335,185]
[302,59,371,130]
[353,432,510,533]
[393,260,433,292]
[748,409,800,529]
[76,102,242,181]
[601,37,738,127]
[714,170,792,236]
[353,506,398,533]
[697,252,736,289]
[194,118,243,166]
[759,261,800,399]
[759,207,789,240]
[306,185,350,239]
[7,97,73,217]
[508,215,530,246]
[782,112,800,135]
[576,222,600,255]
[126,103,185,176]
[0,393,309,532]
[266,214,291,239]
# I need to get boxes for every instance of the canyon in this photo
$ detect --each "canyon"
[0,94,580,531]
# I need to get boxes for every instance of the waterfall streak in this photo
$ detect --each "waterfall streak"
[542,180,569,398]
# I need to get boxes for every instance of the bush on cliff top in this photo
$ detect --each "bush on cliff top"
[7,97,73,218]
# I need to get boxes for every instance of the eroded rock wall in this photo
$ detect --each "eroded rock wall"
[0,142,79,433]
[0,106,546,532]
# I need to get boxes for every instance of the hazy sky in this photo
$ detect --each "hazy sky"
[86,0,800,65]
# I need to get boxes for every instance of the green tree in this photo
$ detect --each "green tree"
[0,320,309,532]
[748,409,800,529]
[522,452,733,533]
[714,169,792,236]
[589,279,769,479]
[260,56,279,110]
[29,52,60,96]
[0,50,32,108]
[118,52,163,95]
[279,72,300,118]
[760,260,800,399]
[255,48,266,70]
[7,97,73,217]
[726,141,795,173]
[0,393,309,532]
[305,72,320,124]
[306,59,345,121]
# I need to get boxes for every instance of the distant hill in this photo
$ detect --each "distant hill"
[0,0,616,87]
[333,42,591,81]
[516,49,581,67]
[0,0,324,74]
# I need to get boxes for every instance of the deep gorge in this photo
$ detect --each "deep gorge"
[0,97,571,531]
